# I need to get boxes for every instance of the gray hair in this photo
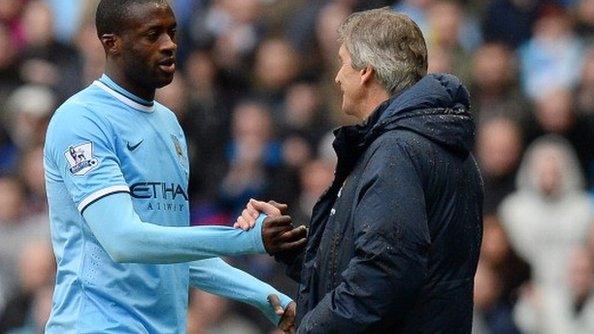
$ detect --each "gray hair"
[338,8,428,94]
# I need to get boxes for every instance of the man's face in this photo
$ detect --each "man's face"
[118,2,177,91]
[335,44,363,117]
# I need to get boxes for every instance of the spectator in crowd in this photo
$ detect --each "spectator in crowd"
[393,0,432,35]
[43,0,87,43]
[6,284,53,334]
[0,240,54,333]
[573,0,594,40]
[481,215,531,305]
[0,175,49,312]
[526,88,594,187]
[473,260,522,334]
[315,1,350,71]
[500,136,594,334]
[183,48,236,200]
[0,0,28,50]
[0,22,19,103]
[0,176,26,296]
[575,46,594,116]
[470,42,529,123]
[519,5,584,99]
[513,246,594,333]
[499,136,593,290]
[280,82,329,142]
[0,104,18,174]
[6,85,55,151]
[191,0,266,82]
[482,0,541,48]
[292,158,335,224]
[253,38,302,108]
[18,146,47,214]
[73,19,105,86]
[427,43,455,75]
[476,116,524,214]
[425,0,479,82]
[220,99,301,214]
[565,247,594,332]
[18,1,83,98]
[220,100,280,214]
[314,1,353,124]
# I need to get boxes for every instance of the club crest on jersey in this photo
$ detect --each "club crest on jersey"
[64,142,98,176]
[171,135,183,158]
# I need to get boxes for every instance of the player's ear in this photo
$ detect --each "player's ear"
[99,34,121,56]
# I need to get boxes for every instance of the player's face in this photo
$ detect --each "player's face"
[119,2,177,91]
[335,44,364,118]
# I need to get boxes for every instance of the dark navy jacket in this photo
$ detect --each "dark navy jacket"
[285,74,484,333]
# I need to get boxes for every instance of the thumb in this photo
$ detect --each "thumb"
[267,294,284,315]
[250,199,281,216]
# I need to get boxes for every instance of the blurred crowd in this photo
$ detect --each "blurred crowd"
[1,0,594,333]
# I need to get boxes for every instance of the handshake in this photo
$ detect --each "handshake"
[234,199,307,334]
[234,199,308,256]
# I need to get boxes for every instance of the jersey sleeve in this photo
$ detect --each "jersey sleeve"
[45,101,128,213]
[189,258,293,325]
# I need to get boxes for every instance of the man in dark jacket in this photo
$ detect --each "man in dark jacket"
[238,8,483,333]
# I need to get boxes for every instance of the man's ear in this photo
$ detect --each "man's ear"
[360,66,374,86]
[99,34,120,56]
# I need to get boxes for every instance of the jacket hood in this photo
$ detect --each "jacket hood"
[365,73,475,154]
[332,73,475,176]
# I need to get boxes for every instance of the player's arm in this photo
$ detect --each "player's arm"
[82,194,270,262]
[188,258,295,328]
[297,140,430,333]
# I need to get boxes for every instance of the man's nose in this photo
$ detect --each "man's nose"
[161,34,177,53]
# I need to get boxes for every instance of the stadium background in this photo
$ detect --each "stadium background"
[1,0,594,332]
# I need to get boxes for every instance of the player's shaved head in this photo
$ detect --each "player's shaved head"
[95,0,169,36]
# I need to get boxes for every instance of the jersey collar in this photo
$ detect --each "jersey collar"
[93,74,155,113]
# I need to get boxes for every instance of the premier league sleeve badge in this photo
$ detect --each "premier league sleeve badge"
[64,142,99,176]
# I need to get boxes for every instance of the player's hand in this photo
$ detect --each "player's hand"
[268,294,297,333]
[262,215,307,255]
[233,199,306,254]
[234,199,287,230]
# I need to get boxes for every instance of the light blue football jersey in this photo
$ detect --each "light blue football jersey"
[44,75,191,333]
